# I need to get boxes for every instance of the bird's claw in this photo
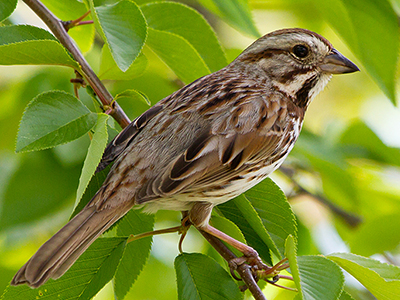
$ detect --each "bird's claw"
[229,255,291,290]
[228,251,271,282]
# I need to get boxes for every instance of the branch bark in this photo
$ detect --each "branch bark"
[199,230,267,300]
[22,0,131,129]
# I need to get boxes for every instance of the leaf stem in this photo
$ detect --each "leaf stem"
[75,20,94,26]
[22,0,131,128]
[63,10,92,31]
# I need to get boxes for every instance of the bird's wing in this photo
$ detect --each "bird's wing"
[136,91,294,202]
[96,105,163,172]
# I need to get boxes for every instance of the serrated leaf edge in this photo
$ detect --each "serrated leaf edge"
[92,0,148,72]
[147,27,211,78]
[140,1,227,68]
[16,90,95,153]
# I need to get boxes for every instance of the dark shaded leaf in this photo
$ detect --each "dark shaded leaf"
[0,0,17,22]
[70,163,111,219]
[175,253,242,300]
[218,194,274,265]
[0,151,81,230]
[245,178,297,258]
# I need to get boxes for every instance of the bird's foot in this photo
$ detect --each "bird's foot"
[230,256,295,291]
[228,248,269,275]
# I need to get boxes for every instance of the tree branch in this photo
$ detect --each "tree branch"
[279,166,362,228]
[22,0,131,128]
[199,230,267,300]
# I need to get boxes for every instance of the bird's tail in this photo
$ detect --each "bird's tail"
[11,196,131,288]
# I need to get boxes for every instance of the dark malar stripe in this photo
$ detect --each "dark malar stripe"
[295,75,318,108]
[279,67,314,84]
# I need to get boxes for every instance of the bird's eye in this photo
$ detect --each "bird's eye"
[293,45,309,58]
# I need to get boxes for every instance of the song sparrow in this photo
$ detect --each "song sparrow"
[11,28,358,288]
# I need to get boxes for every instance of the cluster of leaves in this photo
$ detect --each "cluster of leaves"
[0,0,399,300]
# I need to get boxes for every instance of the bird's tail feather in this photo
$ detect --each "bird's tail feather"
[11,201,129,288]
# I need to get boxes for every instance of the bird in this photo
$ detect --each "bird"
[11,28,359,288]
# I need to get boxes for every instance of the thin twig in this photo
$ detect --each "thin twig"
[279,166,362,228]
[199,230,267,300]
[63,10,92,31]
[22,0,131,128]
[75,20,94,26]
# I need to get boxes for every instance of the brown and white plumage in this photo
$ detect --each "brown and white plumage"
[11,28,358,288]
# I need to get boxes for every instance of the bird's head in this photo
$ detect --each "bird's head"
[234,28,359,107]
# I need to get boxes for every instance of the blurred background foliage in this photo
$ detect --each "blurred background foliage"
[0,0,399,299]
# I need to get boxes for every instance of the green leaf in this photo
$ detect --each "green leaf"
[293,131,358,211]
[114,210,155,300]
[245,178,297,258]
[296,218,318,256]
[75,114,109,206]
[99,45,148,80]
[297,256,344,300]
[2,238,127,300]
[0,25,57,44]
[198,0,260,37]
[114,89,150,106]
[71,164,112,219]
[90,0,147,71]
[349,213,400,256]
[146,28,210,84]
[339,290,355,300]
[328,253,400,300]
[314,0,398,103]
[0,151,19,201]
[0,0,17,22]
[113,89,151,121]
[285,235,301,298]
[340,121,400,167]
[16,90,97,153]
[141,2,227,72]
[0,151,81,230]
[0,25,79,68]
[218,194,275,264]
[40,0,95,53]
[175,253,242,300]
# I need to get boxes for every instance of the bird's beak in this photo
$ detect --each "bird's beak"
[320,49,359,74]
